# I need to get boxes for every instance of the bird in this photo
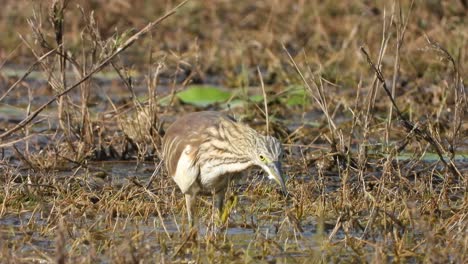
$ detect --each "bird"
[162,111,287,226]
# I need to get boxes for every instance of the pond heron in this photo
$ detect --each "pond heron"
[162,111,287,226]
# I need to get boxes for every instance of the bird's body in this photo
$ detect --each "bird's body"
[162,111,287,226]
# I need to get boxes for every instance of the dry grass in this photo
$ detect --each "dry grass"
[0,0,467,263]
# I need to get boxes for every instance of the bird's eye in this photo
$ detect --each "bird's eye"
[259,155,266,161]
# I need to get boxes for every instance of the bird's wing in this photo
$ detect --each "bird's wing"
[173,144,200,194]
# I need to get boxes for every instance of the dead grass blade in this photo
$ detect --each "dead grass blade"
[0,0,188,140]
[360,47,462,179]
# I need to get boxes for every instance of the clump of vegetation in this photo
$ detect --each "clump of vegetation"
[0,0,466,262]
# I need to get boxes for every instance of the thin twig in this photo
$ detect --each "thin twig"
[257,66,269,134]
[360,47,462,178]
[0,47,59,102]
[146,159,164,189]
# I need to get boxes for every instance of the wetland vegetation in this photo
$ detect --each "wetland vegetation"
[0,0,466,263]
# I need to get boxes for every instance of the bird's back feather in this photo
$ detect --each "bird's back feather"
[162,111,235,178]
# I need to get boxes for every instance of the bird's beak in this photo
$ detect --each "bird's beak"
[266,161,288,197]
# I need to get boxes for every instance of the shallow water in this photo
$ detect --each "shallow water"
[1,66,465,262]
[0,161,336,262]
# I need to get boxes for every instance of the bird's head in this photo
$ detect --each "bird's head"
[250,134,288,196]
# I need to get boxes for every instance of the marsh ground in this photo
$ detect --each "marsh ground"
[0,0,467,263]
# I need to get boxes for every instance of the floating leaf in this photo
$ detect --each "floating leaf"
[249,94,264,103]
[220,94,266,109]
[282,85,310,106]
[176,85,232,107]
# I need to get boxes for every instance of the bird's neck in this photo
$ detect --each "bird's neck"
[200,159,254,180]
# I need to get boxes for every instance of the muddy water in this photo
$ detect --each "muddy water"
[2,158,465,261]
[1,67,467,261]
[0,69,324,260]
[0,161,328,262]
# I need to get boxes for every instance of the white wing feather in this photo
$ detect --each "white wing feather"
[173,145,199,194]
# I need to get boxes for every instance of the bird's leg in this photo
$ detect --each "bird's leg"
[212,185,229,228]
[214,190,226,213]
[206,189,226,236]
[185,193,196,227]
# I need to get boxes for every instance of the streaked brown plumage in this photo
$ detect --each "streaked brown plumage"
[162,111,287,226]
